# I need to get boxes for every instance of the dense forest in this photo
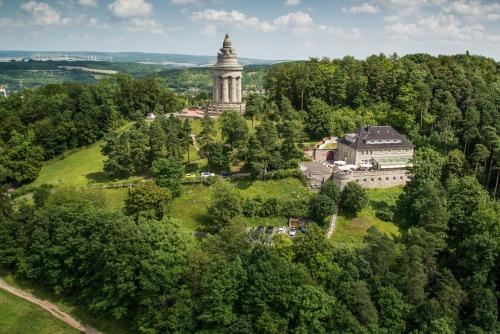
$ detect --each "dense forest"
[0,53,499,333]
[0,74,180,185]
[264,54,499,194]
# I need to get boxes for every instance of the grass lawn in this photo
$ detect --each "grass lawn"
[0,289,81,334]
[31,141,142,188]
[169,178,309,231]
[0,270,131,334]
[332,186,402,243]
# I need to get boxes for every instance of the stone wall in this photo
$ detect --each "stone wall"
[332,169,410,189]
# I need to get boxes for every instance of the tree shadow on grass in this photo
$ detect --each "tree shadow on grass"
[85,172,111,183]
[233,179,253,190]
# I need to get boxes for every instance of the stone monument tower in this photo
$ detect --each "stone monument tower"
[207,33,245,115]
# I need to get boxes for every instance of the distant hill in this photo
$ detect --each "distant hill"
[0,50,283,67]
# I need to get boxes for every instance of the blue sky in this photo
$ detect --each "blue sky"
[0,0,499,60]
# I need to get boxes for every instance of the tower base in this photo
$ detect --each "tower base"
[206,102,246,116]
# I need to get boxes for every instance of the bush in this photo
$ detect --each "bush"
[282,198,309,218]
[375,204,395,221]
[260,198,282,217]
[243,198,262,217]
[319,181,341,202]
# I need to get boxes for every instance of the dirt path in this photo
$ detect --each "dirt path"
[327,206,339,239]
[0,278,102,334]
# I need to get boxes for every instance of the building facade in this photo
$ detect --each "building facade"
[336,126,414,168]
[206,34,245,115]
[332,126,414,189]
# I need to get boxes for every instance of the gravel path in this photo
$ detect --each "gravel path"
[0,278,102,334]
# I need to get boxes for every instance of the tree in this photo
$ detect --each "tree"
[151,157,184,197]
[471,144,489,175]
[208,182,243,232]
[0,130,44,184]
[198,112,216,147]
[279,120,304,162]
[245,94,266,129]
[181,118,192,164]
[220,110,249,150]
[339,181,368,216]
[305,98,333,139]
[309,194,336,224]
[124,181,172,222]
[255,121,281,174]
[204,142,230,172]
[33,184,52,208]
[319,181,341,203]
[442,149,467,179]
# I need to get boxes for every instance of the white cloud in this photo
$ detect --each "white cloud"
[318,25,362,39]
[87,18,110,29]
[274,11,313,26]
[443,0,500,21]
[191,9,277,32]
[21,1,70,26]
[202,24,217,36]
[171,0,197,4]
[384,15,400,22]
[284,0,302,6]
[342,3,380,14]
[0,17,25,29]
[78,0,98,6]
[191,9,313,33]
[127,17,163,33]
[108,0,152,18]
[384,12,493,42]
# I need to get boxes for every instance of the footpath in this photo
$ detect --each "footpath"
[327,206,339,239]
[0,278,102,334]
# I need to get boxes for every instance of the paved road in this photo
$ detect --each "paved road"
[0,278,102,334]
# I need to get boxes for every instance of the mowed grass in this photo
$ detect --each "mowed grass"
[0,271,131,334]
[169,178,309,231]
[332,186,402,243]
[0,289,80,334]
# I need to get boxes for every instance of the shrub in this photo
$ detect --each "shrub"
[319,181,341,202]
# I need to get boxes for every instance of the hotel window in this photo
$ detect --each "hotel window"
[386,177,389,180]
[371,178,374,181]
[356,179,359,183]
[378,178,382,181]
[363,179,367,182]
[393,177,396,180]
[400,176,403,180]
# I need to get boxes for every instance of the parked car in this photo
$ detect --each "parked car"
[266,226,274,234]
[185,173,196,179]
[201,171,215,177]
[277,226,287,234]
[289,227,297,237]
[256,225,265,234]
[219,170,230,177]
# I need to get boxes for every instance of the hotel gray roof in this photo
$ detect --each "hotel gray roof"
[340,126,414,150]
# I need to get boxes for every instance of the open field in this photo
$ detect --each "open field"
[0,270,130,334]
[332,186,402,243]
[0,288,80,334]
